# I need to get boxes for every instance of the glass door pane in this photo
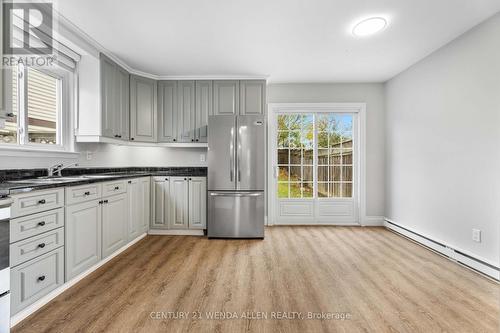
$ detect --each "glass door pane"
[316,114,354,198]
[276,114,314,199]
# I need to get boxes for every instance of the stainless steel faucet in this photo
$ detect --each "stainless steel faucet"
[47,162,79,177]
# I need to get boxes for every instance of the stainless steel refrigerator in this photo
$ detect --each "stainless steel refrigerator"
[207,115,265,238]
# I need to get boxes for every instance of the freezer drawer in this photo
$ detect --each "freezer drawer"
[208,191,264,239]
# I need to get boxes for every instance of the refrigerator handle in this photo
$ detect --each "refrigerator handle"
[230,125,234,182]
[210,192,263,197]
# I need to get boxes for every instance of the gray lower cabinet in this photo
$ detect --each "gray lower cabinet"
[239,80,266,115]
[169,177,189,229]
[188,177,207,229]
[139,177,151,232]
[213,80,239,115]
[102,193,128,258]
[130,75,157,142]
[127,177,151,240]
[150,176,206,230]
[151,177,169,229]
[10,247,64,315]
[65,200,102,280]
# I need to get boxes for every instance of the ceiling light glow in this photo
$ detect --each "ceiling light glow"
[352,17,387,37]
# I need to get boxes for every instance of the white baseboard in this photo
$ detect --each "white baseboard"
[384,219,499,281]
[10,233,148,327]
[148,229,204,236]
[361,216,384,226]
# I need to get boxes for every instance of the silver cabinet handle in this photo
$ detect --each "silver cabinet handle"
[210,192,263,197]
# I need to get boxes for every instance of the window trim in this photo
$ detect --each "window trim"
[268,103,367,226]
[0,62,75,153]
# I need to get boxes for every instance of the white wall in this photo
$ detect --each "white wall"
[267,83,385,217]
[385,13,500,265]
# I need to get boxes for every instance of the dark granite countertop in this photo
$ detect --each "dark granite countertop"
[0,167,207,195]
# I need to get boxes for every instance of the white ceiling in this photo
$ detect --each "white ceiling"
[55,0,500,82]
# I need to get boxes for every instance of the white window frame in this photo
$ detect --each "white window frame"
[0,62,76,156]
[267,103,367,226]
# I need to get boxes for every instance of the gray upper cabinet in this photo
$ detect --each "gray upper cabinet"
[130,75,157,142]
[240,80,266,115]
[177,81,195,142]
[100,54,130,140]
[195,81,212,142]
[158,81,177,142]
[116,67,130,140]
[100,55,116,138]
[213,80,239,115]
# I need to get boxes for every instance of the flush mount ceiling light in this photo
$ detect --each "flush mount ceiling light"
[352,17,387,37]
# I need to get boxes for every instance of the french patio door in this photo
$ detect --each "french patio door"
[270,110,359,225]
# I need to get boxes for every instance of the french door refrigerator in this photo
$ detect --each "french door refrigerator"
[208,115,265,238]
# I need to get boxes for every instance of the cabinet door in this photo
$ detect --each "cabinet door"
[240,80,266,115]
[213,80,239,115]
[127,179,140,239]
[195,80,212,143]
[177,80,195,142]
[100,55,116,138]
[116,67,130,140]
[65,200,102,280]
[188,177,207,229]
[158,81,177,142]
[130,75,157,142]
[169,177,189,229]
[102,193,128,258]
[151,177,169,229]
[140,177,151,232]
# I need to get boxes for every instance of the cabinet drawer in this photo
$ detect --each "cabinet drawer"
[10,227,64,267]
[11,247,64,315]
[102,180,127,197]
[11,208,64,243]
[11,188,64,218]
[65,183,102,205]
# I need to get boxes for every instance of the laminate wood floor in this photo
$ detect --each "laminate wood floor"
[13,227,499,333]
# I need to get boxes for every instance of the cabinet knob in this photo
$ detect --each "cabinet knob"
[38,221,46,226]
[99,200,103,204]
[114,186,120,190]
[38,199,46,204]
[104,199,109,204]
[38,243,46,248]
[118,135,122,138]
[184,178,187,180]
[114,134,119,138]
[165,178,168,181]
[84,191,91,196]
[195,139,199,142]
[191,139,194,142]
[189,178,192,180]
[38,275,46,282]
[6,112,15,117]
[131,138,135,141]
[128,181,132,184]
